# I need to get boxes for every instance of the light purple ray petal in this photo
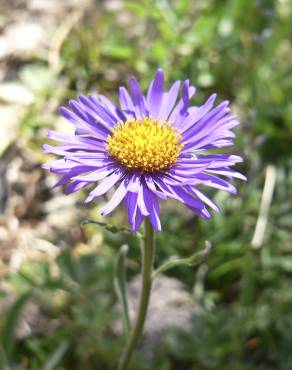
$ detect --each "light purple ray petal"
[152,178,184,200]
[143,184,161,231]
[85,169,125,202]
[169,186,205,211]
[89,94,123,125]
[97,94,126,122]
[42,158,91,172]
[50,164,97,176]
[47,130,106,152]
[68,99,88,121]
[177,154,243,168]
[180,94,216,133]
[157,80,181,121]
[129,76,148,117]
[125,191,139,225]
[170,161,210,172]
[64,180,91,194]
[78,94,114,131]
[101,176,133,216]
[153,179,210,220]
[183,130,235,151]
[157,171,194,186]
[205,139,234,149]
[205,168,247,180]
[186,186,220,212]
[59,106,109,140]
[42,144,109,159]
[68,99,97,136]
[51,175,71,189]
[144,175,167,199]
[146,69,164,118]
[137,181,150,216]
[195,173,237,194]
[119,87,136,119]
[182,101,230,142]
[73,164,117,181]
[126,173,142,193]
[170,80,196,128]
[125,190,145,232]
[131,208,144,233]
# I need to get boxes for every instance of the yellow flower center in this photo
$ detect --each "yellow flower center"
[106,117,184,172]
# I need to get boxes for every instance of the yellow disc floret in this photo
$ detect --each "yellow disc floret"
[106,117,184,172]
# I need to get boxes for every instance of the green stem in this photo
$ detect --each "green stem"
[117,218,155,370]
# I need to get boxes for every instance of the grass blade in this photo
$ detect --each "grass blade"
[114,244,131,341]
[1,292,31,360]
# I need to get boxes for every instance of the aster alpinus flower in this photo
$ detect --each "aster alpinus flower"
[43,69,245,233]
[43,69,245,370]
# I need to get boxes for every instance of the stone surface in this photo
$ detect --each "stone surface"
[114,275,200,365]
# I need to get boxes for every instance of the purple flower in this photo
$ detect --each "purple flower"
[43,69,246,233]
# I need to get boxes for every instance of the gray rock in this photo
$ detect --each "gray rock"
[115,275,199,366]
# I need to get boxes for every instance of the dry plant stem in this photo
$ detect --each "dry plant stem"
[117,218,155,370]
[251,165,277,248]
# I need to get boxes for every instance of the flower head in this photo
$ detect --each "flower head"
[43,69,246,232]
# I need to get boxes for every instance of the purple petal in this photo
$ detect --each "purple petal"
[89,94,122,125]
[137,181,150,216]
[125,191,144,233]
[144,175,167,199]
[42,144,109,160]
[73,164,117,181]
[157,80,181,121]
[182,130,235,152]
[43,158,95,172]
[59,106,109,140]
[186,186,220,212]
[169,186,205,211]
[170,80,196,128]
[65,180,91,194]
[205,139,234,149]
[129,76,148,117]
[101,176,132,215]
[180,94,216,133]
[119,87,136,119]
[126,173,141,193]
[205,168,247,181]
[97,94,126,122]
[131,208,144,233]
[177,154,243,168]
[125,191,138,224]
[152,178,183,199]
[194,173,237,194]
[47,130,106,152]
[143,184,161,231]
[51,175,72,189]
[147,69,164,118]
[50,164,97,176]
[85,169,125,202]
[182,101,230,142]
[78,94,114,131]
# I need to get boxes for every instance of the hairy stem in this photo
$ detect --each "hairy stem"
[117,218,155,370]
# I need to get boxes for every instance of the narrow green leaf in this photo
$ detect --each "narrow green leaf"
[114,244,131,341]
[82,220,144,239]
[0,344,9,370]
[56,251,78,282]
[42,340,69,370]
[1,292,31,360]
[152,241,212,280]
[82,220,130,234]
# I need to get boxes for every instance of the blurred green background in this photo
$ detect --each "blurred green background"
[0,0,291,369]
